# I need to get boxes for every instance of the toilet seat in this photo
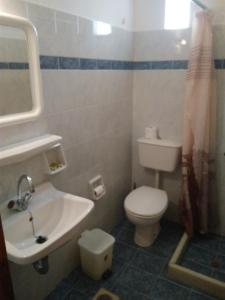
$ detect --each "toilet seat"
[125,207,164,220]
[124,186,168,218]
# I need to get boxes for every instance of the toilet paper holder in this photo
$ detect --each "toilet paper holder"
[89,175,106,200]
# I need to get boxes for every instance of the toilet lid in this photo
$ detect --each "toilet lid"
[124,186,168,217]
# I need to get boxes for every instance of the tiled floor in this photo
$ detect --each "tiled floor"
[46,219,220,300]
[180,232,225,282]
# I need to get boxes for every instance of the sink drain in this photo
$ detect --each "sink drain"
[36,236,47,244]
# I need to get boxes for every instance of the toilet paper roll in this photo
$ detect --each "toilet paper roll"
[93,185,105,199]
[145,126,158,139]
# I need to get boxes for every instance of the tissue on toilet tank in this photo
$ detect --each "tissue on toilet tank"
[145,127,158,139]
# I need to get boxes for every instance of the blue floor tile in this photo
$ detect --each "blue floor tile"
[159,225,183,243]
[183,244,216,269]
[116,226,136,246]
[179,231,225,285]
[189,290,218,300]
[181,259,213,277]
[110,220,125,237]
[102,258,128,289]
[142,236,178,259]
[65,288,87,300]
[214,254,225,273]
[117,219,183,249]
[64,268,81,285]
[131,250,167,275]
[190,234,220,253]
[72,273,102,297]
[110,258,127,276]
[108,283,152,300]
[211,269,225,282]
[116,265,156,296]
[46,219,223,300]
[113,241,137,263]
[67,258,127,298]
[151,277,190,300]
[46,280,73,300]
[219,238,225,254]
[122,219,135,230]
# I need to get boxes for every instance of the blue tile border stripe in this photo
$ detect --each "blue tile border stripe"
[0,62,29,69]
[42,57,186,70]
[0,56,225,70]
[38,57,225,70]
[59,57,79,69]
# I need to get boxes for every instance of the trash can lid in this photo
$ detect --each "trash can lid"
[78,229,115,255]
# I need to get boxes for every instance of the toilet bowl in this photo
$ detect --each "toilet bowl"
[124,186,168,247]
[124,136,181,247]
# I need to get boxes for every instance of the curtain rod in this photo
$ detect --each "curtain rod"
[192,0,208,10]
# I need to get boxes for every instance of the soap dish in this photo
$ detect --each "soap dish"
[43,143,67,175]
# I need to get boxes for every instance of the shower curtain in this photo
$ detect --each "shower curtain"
[181,11,216,236]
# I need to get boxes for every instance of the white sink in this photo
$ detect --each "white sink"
[0,182,94,265]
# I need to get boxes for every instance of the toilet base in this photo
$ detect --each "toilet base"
[134,222,160,247]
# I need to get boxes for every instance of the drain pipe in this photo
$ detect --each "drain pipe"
[33,256,49,274]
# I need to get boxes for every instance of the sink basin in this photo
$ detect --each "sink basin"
[0,182,94,265]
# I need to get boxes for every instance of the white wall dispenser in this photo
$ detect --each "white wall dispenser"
[89,175,106,200]
[43,143,67,175]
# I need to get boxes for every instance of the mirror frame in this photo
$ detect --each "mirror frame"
[0,13,43,127]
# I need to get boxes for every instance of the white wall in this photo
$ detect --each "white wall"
[133,0,225,31]
[0,0,133,30]
[0,1,133,298]
[1,0,224,32]
[23,0,134,30]
[132,0,201,32]
[133,0,165,31]
[0,0,134,30]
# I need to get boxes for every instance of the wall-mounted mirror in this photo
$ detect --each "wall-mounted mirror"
[0,13,43,127]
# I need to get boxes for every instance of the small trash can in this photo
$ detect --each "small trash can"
[78,228,115,280]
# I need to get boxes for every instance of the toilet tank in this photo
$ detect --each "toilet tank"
[137,138,181,172]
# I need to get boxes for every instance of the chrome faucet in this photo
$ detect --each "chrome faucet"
[8,175,35,211]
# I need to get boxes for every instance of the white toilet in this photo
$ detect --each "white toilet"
[124,137,181,247]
